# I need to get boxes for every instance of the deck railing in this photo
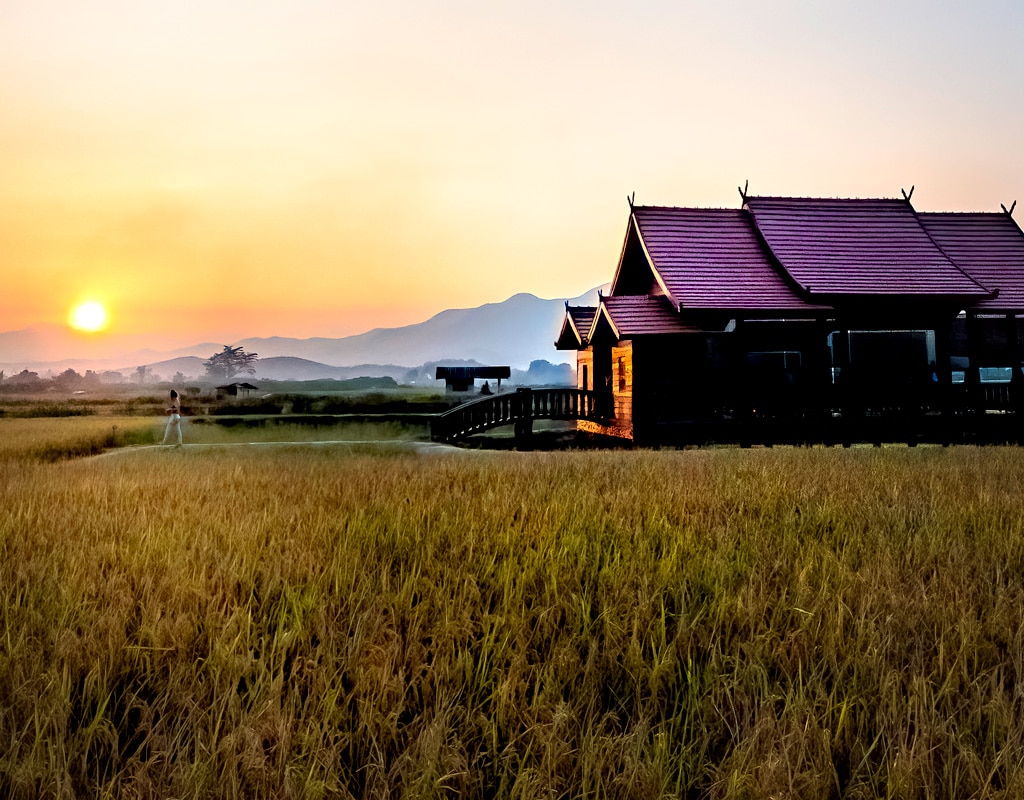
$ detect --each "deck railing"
[431,388,607,443]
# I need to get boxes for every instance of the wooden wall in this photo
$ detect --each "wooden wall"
[612,342,633,425]
[576,350,593,391]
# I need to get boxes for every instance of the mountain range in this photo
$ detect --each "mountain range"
[0,287,602,379]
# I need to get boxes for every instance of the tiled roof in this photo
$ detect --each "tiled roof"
[918,212,1024,311]
[745,197,992,297]
[592,295,700,339]
[554,304,597,349]
[631,206,823,310]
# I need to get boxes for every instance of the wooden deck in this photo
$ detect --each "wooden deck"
[431,388,607,444]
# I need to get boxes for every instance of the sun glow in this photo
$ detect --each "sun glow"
[68,301,109,332]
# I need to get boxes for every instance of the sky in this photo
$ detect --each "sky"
[2,0,1023,349]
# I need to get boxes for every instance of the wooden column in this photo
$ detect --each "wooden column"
[932,319,954,446]
[832,328,854,447]
[965,312,983,417]
[811,319,835,444]
[731,319,753,447]
[1008,314,1024,441]
[514,388,533,448]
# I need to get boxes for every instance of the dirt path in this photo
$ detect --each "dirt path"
[91,440,473,459]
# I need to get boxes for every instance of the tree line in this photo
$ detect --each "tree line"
[0,346,259,393]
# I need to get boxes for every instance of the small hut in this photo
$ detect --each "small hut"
[215,382,259,400]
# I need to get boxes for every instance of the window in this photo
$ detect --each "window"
[582,364,589,391]
[618,357,626,392]
[979,367,1013,384]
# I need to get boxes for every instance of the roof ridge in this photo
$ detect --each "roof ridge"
[746,195,905,203]
[918,209,1006,216]
[633,204,744,212]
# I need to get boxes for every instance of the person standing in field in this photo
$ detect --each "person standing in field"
[162,389,183,446]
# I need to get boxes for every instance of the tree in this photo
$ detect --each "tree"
[8,369,40,385]
[53,368,84,390]
[204,345,259,382]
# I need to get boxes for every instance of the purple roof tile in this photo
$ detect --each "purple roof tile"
[918,212,1024,312]
[745,197,991,297]
[630,206,822,311]
[592,295,700,339]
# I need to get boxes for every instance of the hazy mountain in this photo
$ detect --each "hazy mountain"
[135,356,414,383]
[252,357,410,382]
[234,288,602,369]
[0,324,218,367]
[0,287,603,376]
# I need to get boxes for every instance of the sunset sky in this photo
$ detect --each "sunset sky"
[2,1,1023,349]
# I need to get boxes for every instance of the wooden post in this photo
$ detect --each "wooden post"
[1008,314,1024,442]
[833,329,853,447]
[514,388,533,448]
[932,319,953,446]
[965,312,983,423]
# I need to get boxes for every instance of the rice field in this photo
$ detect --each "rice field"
[2,416,1024,798]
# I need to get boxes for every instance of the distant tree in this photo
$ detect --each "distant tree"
[53,368,84,390]
[204,345,259,382]
[0,370,4,382]
[172,371,186,385]
[8,369,40,385]
[134,365,151,384]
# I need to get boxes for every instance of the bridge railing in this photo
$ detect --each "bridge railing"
[431,388,607,442]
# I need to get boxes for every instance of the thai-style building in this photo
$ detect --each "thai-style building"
[556,192,1024,445]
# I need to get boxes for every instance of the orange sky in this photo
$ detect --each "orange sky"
[2,1,1023,349]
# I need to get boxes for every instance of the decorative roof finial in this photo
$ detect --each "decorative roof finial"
[1001,201,1017,217]
[627,191,635,209]
[738,179,749,204]
[901,185,915,202]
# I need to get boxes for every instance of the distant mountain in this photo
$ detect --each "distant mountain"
[0,287,603,377]
[235,288,602,369]
[252,357,411,382]
[135,356,415,383]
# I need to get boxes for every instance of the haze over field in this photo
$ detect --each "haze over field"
[0,288,602,377]
[2,1,1022,352]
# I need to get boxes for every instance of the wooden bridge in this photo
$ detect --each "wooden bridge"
[431,388,607,444]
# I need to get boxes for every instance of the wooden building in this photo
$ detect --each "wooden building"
[556,193,1024,445]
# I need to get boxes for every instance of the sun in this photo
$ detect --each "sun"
[68,301,109,332]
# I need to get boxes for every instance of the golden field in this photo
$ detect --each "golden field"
[2,416,1024,798]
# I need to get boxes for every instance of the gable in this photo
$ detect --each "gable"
[609,216,666,298]
[555,304,597,349]
[626,206,823,312]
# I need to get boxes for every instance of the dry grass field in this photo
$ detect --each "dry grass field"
[2,415,1024,798]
